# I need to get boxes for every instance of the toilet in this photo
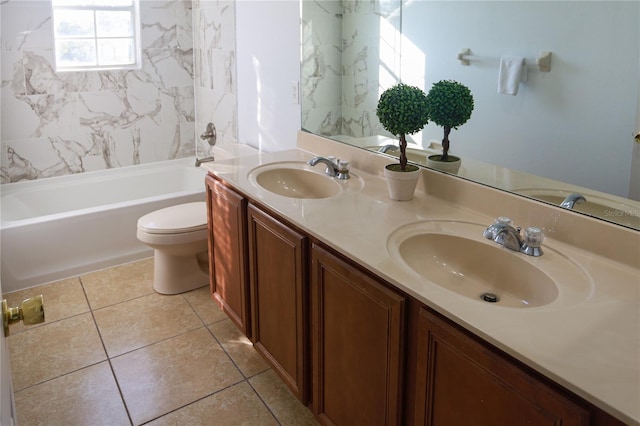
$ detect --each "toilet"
[137,202,209,294]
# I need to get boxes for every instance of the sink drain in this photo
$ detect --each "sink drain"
[481,292,499,303]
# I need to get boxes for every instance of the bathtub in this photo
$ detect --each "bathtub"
[1,158,207,292]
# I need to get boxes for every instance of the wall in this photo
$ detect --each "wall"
[192,0,238,158]
[236,0,301,152]
[403,1,639,198]
[0,0,195,183]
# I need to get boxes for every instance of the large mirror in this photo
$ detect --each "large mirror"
[301,0,640,230]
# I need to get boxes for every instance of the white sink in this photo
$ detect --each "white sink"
[387,220,593,308]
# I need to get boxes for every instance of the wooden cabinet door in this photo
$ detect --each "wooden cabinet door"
[311,243,405,426]
[248,204,308,403]
[414,307,590,426]
[206,175,250,337]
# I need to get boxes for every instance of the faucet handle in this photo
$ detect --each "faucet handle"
[521,227,544,256]
[483,216,513,240]
[336,161,350,180]
[523,227,544,246]
[495,216,513,226]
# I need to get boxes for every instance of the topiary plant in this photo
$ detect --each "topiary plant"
[376,83,429,171]
[425,80,474,162]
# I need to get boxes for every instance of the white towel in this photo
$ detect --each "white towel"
[498,56,528,95]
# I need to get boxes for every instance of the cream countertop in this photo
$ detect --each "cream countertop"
[202,136,639,425]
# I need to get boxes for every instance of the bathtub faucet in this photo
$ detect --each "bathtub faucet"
[195,156,215,167]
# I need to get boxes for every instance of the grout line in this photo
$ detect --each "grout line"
[12,359,110,394]
[87,290,157,312]
[246,372,284,426]
[5,309,90,336]
[203,325,282,424]
[79,276,135,426]
[108,324,207,360]
[137,380,253,425]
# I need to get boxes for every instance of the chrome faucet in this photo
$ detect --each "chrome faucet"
[482,217,513,241]
[307,156,351,180]
[484,217,544,256]
[560,193,586,209]
[494,225,525,252]
[377,144,399,154]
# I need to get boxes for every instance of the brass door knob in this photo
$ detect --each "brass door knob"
[2,295,45,336]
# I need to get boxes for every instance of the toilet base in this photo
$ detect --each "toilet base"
[152,250,209,295]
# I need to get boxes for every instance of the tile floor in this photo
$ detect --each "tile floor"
[4,258,319,425]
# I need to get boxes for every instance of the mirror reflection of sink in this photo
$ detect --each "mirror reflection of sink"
[387,220,593,308]
[515,188,640,228]
[364,146,433,165]
[248,161,363,199]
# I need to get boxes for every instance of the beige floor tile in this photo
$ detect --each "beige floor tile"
[93,292,203,357]
[209,319,269,377]
[14,361,130,426]
[81,257,154,309]
[112,327,244,425]
[147,381,278,426]
[250,369,319,426]
[182,285,228,325]
[3,277,89,334]
[8,313,106,391]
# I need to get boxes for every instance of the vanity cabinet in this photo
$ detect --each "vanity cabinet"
[247,203,309,403]
[205,175,251,337]
[206,173,626,426]
[412,307,591,426]
[311,243,406,426]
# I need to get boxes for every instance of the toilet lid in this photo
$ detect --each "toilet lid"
[137,202,207,234]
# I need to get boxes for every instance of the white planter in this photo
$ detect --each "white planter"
[384,164,420,201]
[427,155,461,174]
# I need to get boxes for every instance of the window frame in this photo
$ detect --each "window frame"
[52,0,142,72]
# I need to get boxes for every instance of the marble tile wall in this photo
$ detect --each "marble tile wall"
[301,0,343,137]
[0,0,196,183]
[301,0,401,140]
[192,0,237,159]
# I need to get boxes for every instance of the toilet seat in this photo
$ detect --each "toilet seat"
[138,202,207,234]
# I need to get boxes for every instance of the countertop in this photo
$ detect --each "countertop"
[202,145,640,424]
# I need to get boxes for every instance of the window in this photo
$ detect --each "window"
[52,0,141,71]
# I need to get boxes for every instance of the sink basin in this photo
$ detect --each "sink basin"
[515,188,640,229]
[248,161,363,199]
[388,220,593,308]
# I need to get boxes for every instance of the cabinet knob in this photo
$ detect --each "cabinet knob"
[2,295,45,336]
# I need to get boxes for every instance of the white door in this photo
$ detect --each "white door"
[0,279,17,426]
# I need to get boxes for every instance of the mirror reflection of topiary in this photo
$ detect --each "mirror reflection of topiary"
[376,83,429,171]
[425,80,474,162]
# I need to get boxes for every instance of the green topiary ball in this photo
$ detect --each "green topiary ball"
[425,80,474,130]
[376,83,429,137]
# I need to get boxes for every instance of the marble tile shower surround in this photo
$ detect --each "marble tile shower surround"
[301,0,401,139]
[0,0,198,183]
[192,0,237,160]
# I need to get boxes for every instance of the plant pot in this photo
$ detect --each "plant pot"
[427,154,461,174]
[384,163,420,201]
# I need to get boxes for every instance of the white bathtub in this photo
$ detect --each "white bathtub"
[1,158,208,292]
